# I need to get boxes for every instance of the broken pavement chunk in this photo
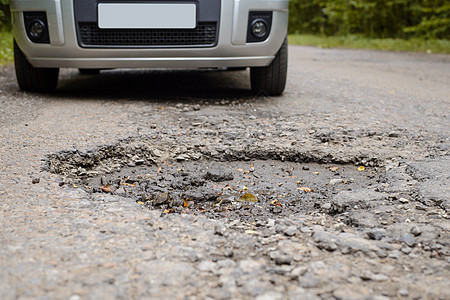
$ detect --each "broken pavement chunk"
[203,169,234,182]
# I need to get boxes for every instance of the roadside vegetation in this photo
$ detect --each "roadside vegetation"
[0,30,12,64]
[0,0,449,65]
[289,34,450,54]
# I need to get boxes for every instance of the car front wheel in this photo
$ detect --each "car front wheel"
[14,40,59,93]
[250,37,288,96]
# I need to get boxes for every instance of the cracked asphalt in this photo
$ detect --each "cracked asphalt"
[0,46,449,299]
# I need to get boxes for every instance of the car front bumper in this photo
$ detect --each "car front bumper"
[11,0,289,69]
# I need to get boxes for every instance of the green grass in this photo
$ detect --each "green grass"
[0,30,13,64]
[289,34,450,54]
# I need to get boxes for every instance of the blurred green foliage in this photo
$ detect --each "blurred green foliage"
[0,0,10,30]
[289,0,449,39]
[0,30,12,64]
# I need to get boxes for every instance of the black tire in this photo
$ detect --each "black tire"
[14,40,59,93]
[250,37,288,96]
[79,68,101,75]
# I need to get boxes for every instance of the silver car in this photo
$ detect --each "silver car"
[10,0,289,95]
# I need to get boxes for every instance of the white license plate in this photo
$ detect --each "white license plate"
[98,3,197,29]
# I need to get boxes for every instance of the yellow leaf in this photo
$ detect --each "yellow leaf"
[297,187,314,192]
[358,166,365,171]
[137,201,144,205]
[240,193,258,202]
[183,200,189,207]
[243,186,248,190]
[100,185,113,193]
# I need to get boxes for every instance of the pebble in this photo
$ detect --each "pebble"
[401,246,412,254]
[398,288,409,297]
[290,266,308,279]
[269,251,291,265]
[388,131,401,137]
[367,228,386,240]
[401,233,416,247]
[329,178,343,185]
[283,225,297,237]
[214,223,227,236]
[31,177,40,184]
[410,226,422,236]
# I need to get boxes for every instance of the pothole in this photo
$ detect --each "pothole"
[69,157,381,222]
[46,140,450,256]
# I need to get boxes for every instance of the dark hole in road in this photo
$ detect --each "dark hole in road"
[79,159,381,222]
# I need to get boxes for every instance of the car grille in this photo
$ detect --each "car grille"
[78,22,218,48]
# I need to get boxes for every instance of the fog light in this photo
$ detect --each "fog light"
[24,12,50,44]
[251,20,268,38]
[30,20,46,39]
[247,11,272,43]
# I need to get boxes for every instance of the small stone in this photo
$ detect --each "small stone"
[32,177,40,184]
[410,226,422,236]
[300,226,311,233]
[401,233,416,247]
[401,246,412,254]
[214,223,227,236]
[154,192,169,205]
[321,203,332,210]
[398,288,409,297]
[152,149,162,157]
[329,179,343,185]
[175,154,190,161]
[269,251,291,265]
[388,131,400,137]
[371,273,389,282]
[367,228,386,240]
[290,266,308,279]
[77,168,87,176]
[283,225,297,237]
[360,270,374,281]
[312,232,338,252]
[203,169,234,182]
[399,197,409,203]
[389,250,402,259]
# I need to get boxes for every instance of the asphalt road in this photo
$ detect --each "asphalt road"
[0,46,449,299]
